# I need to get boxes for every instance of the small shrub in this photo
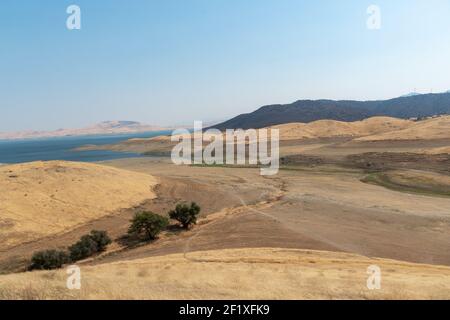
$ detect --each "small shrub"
[29,250,69,270]
[169,202,201,229]
[88,230,112,252]
[128,211,169,240]
[69,235,98,262]
[68,230,112,262]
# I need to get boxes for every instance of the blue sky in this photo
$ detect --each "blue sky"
[1,0,450,131]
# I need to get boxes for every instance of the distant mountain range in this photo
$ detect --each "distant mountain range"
[400,92,421,98]
[0,121,170,140]
[209,92,450,130]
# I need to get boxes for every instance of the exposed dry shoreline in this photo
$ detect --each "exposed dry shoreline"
[0,121,171,140]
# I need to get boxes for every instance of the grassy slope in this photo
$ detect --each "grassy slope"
[1,248,449,300]
[0,161,157,249]
[362,171,450,197]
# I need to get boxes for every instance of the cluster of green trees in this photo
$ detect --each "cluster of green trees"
[128,202,201,240]
[29,202,201,270]
[29,230,111,270]
[28,250,69,271]
[68,230,112,261]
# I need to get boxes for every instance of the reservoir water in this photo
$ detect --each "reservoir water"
[0,130,171,164]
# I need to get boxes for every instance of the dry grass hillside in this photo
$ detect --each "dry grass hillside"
[271,117,413,140]
[357,116,450,141]
[0,161,157,249]
[75,116,450,157]
[362,169,450,197]
[421,146,450,155]
[1,248,449,300]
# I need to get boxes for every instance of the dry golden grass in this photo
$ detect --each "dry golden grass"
[271,117,413,140]
[386,170,450,188]
[362,170,450,197]
[421,146,450,155]
[1,248,449,300]
[78,116,415,155]
[0,161,157,249]
[357,116,450,141]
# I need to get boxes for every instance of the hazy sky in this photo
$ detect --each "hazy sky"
[1,0,450,131]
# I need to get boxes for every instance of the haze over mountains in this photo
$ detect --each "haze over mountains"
[0,121,170,140]
[210,92,450,130]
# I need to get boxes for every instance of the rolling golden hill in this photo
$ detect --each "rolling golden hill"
[356,116,450,141]
[1,248,449,300]
[271,117,414,140]
[0,161,157,249]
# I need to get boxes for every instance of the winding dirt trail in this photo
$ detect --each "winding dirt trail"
[83,158,450,267]
[2,157,450,274]
[183,176,287,262]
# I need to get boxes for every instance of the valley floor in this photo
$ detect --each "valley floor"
[1,157,449,299]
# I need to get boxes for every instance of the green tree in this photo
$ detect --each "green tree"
[128,212,169,240]
[88,230,112,252]
[68,230,112,262]
[68,235,98,262]
[29,250,69,270]
[169,202,201,229]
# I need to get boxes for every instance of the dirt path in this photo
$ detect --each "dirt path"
[0,161,281,273]
[94,159,450,267]
[2,158,450,274]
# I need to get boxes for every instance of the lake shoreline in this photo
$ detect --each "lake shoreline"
[0,130,170,164]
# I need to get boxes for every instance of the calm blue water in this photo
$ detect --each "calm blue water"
[0,130,171,164]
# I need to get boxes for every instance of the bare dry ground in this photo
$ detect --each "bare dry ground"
[1,115,450,299]
[1,248,449,300]
[0,159,280,274]
[1,156,449,294]
[79,158,448,266]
